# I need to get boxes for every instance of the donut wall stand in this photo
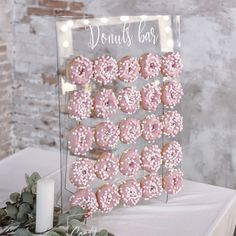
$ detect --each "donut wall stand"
[56,16,183,218]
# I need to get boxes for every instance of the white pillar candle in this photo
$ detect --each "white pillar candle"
[36,178,55,233]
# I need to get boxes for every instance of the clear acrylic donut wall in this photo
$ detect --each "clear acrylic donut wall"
[55,15,183,217]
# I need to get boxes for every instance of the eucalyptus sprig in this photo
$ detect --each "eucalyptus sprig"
[0,172,113,236]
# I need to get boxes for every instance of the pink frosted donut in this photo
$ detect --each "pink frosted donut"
[68,91,93,120]
[95,122,120,149]
[162,141,182,168]
[119,118,142,144]
[117,87,141,114]
[69,158,95,187]
[118,56,140,83]
[94,152,119,180]
[96,184,120,213]
[140,82,161,111]
[119,149,141,177]
[140,174,163,200]
[162,110,183,137]
[67,55,93,85]
[141,115,163,142]
[139,53,161,79]
[141,145,162,173]
[161,80,183,108]
[161,52,183,78]
[163,169,183,195]
[68,125,94,155]
[94,89,118,119]
[93,56,118,85]
[119,180,142,207]
[69,188,98,218]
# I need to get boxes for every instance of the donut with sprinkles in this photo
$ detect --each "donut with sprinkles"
[96,184,120,213]
[119,118,142,144]
[162,110,183,138]
[93,55,118,85]
[162,141,182,168]
[117,87,141,114]
[119,149,141,177]
[163,169,183,195]
[94,89,118,119]
[140,82,162,112]
[141,145,162,173]
[67,55,93,85]
[95,122,120,149]
[139,53,161,79]
[118,56,140,83]
[69,188,98,218]
[161,80,183,108]
[161,52,183,78]
[69,158,95,188]
[140,174,163,200]
[119,180,142,207]
[68,90,93,120]
[94,152,119,181]
[68,125,94,155]
[141,114,163,143]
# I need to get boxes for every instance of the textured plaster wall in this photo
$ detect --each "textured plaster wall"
[0,0,236,188]
[0,0,13,159]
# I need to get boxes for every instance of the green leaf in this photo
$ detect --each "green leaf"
[25,174,33,187]
[69,219,81,229]
[99,229,108,236]
[19,203,31,215]
[47,231,60,236]
[16,212,28,222]
[69,206,84,215]
[68,206,85,221]
[15,228,32,236]
[9,221,21,227]
[58,213,69,226]
[30,172,41,183]
[10,192,20,203]
[17,203,31,222]
[50,227,67,236]
[69,214,84,222]
[22,192,34,205]
[0,208,6,217]
[31,184,37,194]
[23,186,31,193]
[6,205,18,219]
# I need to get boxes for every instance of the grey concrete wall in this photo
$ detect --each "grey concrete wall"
[0,0,236,188]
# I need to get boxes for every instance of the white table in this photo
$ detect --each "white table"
[0,148,236,236]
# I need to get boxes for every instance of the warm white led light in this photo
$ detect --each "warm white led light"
[167,39,174,47]
[67,20,74,28]
[163,16,170,21]
[61,24,68,32]
[100,17,108,23]
[120,16,130,22]
[63,41,69,48]
[165,26,171,33]
[140,15,148,20]
[83,19,90,25]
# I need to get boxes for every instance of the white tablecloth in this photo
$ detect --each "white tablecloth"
[0,148,236,236]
